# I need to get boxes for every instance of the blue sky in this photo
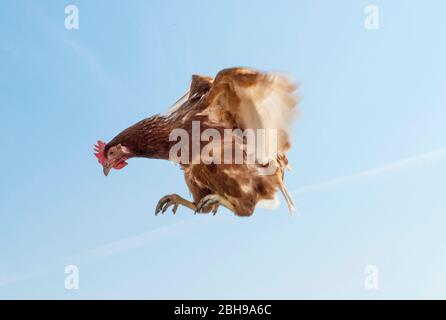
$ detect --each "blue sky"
[1,0,446,299]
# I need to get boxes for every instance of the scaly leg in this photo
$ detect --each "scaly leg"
[195,194,236,215]
[155,194,197,215]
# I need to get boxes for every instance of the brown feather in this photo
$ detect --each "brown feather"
[104,67,298,216]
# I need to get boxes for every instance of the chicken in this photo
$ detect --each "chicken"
[94,67,298,216]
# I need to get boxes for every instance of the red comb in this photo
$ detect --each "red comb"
[94,140,107,165]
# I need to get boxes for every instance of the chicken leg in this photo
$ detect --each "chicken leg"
[195,194,236,215]
[155,194,196,215]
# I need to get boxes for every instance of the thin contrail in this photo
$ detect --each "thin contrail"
[2,148,445,289]
[70,217,202,265]
[293,147,446,195]
[0,217,217,288]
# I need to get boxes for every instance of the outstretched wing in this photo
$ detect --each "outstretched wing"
[166,75,214,115]
[206,67,298,156]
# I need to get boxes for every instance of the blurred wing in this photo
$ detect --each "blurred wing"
[165,90,190,115]
[166,75,214,115]
[206,68,298,159]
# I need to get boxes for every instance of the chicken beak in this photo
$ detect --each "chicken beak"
[103,163,112,176]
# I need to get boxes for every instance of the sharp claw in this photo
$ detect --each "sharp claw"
[194,196,220,215]
[197,201,206,213]
[162,200,171,213]
[155,195,182,216]
[155,196,168,215]
[155,203,162,215]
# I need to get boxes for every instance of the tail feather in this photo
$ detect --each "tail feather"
[279,181,296,214]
